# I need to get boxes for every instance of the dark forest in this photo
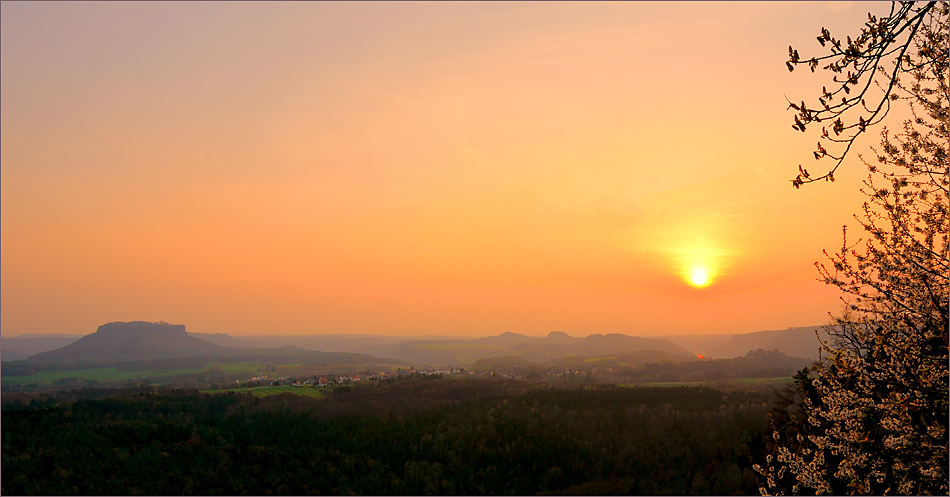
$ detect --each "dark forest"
[3,377,772,495]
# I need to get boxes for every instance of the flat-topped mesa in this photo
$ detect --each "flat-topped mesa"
[94,321,187,337]
[28,321,222,362]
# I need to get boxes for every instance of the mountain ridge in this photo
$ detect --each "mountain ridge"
[6,321,830,366]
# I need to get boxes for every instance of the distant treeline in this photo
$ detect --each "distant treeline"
[2,378,772,495]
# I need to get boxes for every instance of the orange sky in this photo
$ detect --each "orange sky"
[1,2,898,337]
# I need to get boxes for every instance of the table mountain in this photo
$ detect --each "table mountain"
[28,321,225,361]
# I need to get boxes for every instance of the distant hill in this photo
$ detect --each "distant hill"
[1,349,28,361]
[731,327,829,360]
[368,331,695,366]
[192,327,832,363]
[498,333,694,363]
[469,348,702,374]
[661,326,830,360]
[225,334,468,357]
[187,332,255,348]
[3,322,413,378]
[578,334,693,357]
[1,335,81,361]
[23,324,827,367]
[544,331,576,343]
[29,322,226,362]
[21,323,335,364]
[471,331,540,347]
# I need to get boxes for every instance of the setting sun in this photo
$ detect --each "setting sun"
[688,267,712,288]
[656,229,730,290]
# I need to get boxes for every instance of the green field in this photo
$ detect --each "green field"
[204,385,326,398]
[1,361,264,386]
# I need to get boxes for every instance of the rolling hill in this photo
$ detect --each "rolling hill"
[368,331,696,366]
[1,349,29,361]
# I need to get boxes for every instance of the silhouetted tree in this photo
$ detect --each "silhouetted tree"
[786,1,946,187]
[758,2,948,495]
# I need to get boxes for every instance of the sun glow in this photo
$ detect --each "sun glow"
[688,267,712,287]
[662,233,732,289]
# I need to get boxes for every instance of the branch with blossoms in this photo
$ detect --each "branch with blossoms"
[786,1,941,188]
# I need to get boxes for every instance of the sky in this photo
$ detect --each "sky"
[2,1,898,337]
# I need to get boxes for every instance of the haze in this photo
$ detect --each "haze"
[1,2,890,337]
